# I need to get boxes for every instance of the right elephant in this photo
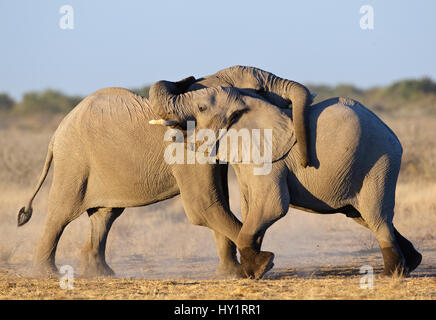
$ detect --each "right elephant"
[153,90,422,276]
[229,96,422,276]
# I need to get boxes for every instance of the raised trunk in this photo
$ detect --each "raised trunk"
[219,66,312,167]
[269,76,311,167]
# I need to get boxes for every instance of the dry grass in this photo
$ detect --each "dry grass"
[0,113,435,300]
[1,268,434,300]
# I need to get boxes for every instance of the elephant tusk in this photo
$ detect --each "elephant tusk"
[149,119,178,126]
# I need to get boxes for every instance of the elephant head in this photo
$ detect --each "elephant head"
[149,80,296,167]
[150,66,312,167]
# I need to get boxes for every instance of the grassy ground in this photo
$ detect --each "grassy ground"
[0,113,435,300]
[1,267,435,300]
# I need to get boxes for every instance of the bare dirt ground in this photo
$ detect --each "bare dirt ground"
[0,114,435,300]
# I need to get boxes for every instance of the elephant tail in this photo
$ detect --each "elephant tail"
[17,136,54,227]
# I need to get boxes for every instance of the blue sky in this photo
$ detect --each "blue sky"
[1,1,435,100]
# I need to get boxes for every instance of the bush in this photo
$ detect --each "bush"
[12,89,82,115]
[386,77,436,100]
[131,85,150,98]
[0,93,15,111]
[5,77,436,116]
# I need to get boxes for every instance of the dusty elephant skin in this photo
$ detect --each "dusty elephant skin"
[17,85,250,278]
[151,65,313,168]
[152,82,422,277]
[148,70,312,278]
[17,67,297,280]
[229,97,422,276]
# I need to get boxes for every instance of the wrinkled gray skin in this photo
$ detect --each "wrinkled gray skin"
[152,65,313,167]
[17,67,305,279]
[230,97,422,276]
[151,85,422,276]
[17,85,247,278]
[148,66,313,278]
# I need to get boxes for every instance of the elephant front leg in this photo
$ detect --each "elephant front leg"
[237,228,275,279]
[173,164,250,277]
[237,223,273,279]
[236,177,290,279]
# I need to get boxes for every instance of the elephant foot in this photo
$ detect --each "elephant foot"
[405,250,422,274]
[216,262,246,279]
[32,261,59,278]
[381,247,406,277]
[239,248,274,279]
[393,228,422,274]
[81,260,115,278]
[80,250,115,277]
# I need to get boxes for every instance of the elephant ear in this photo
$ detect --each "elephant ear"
[216,95,295,164]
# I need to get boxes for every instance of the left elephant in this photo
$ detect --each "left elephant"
[17,80,250,278]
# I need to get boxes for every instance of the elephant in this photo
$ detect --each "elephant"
[17,78,252,278]
[18,68,307,278]
[150,83,422,276]
[148,66,314,277]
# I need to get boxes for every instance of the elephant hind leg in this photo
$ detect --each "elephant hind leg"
[350,214,421,272]
[363,218,405,276]
[80,207,124,277]
[33,192,85,277]
[393,227,422,273]
[354,208,407,276]
[349,211,415,276]
[355,154,410,276]
[351,203,406,275]
[33,210,77,277]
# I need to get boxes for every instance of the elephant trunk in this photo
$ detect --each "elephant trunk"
[219,66,312,167]
[270,77,312,167]
[149,76,197,122]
